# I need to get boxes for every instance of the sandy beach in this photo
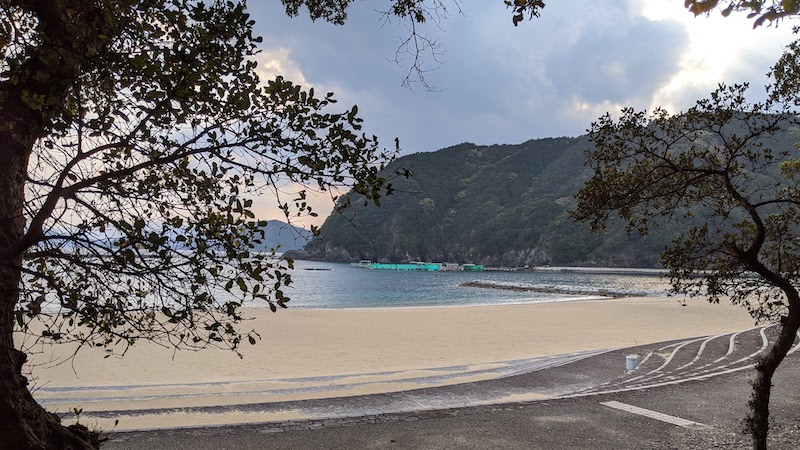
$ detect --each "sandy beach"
[23,296,756,430]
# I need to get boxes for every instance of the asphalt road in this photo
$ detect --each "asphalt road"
[103,348,800,449]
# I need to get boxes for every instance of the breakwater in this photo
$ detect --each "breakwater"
[460,280,653,298]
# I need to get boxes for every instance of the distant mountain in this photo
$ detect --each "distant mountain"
[253,220,311,252]
[291,127,800,268]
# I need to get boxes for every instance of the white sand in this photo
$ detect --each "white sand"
[22,296,756,429]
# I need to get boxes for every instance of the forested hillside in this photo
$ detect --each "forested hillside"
[290,126,800,267]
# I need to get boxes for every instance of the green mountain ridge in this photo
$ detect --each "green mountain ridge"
[290,126,799,268]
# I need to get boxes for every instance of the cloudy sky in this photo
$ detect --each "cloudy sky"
[245,0,797,225]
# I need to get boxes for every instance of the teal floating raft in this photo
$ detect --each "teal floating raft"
[461,264,483,272]
[351,260,483,272]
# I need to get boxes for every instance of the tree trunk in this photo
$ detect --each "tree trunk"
[0,340,100,450]
[0,3,127,448]
[0,141,98,450]
[746,310,800,450]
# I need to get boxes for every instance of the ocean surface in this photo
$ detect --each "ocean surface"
[244,260,676,310]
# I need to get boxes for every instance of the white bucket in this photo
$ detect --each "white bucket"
[626,355,639,371]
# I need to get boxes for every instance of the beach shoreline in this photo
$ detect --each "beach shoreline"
[23,296,757,429]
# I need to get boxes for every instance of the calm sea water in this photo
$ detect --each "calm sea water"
[245,260,676,310]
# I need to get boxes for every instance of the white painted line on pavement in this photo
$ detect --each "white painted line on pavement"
[675,333,725,371]
[727,325,773,367]
[600,401,704,427]
[715,329,741,363]
[711,326,762,364]
[644,337,705,376]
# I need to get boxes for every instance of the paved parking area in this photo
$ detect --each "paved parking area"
[103,329,800,449]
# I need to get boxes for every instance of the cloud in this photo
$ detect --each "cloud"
[371,1,690,148]
[544,17,688,106]
[245,1,797,194]
[248,1,796,152]
[641,0,795,113]
[252,48,311,88]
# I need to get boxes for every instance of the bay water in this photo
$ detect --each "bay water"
[248,260,676,310]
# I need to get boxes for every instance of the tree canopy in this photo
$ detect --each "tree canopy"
[13,1,400,348]
[572,38,800,449]
[685,0,800,26]
[0,1,403,449]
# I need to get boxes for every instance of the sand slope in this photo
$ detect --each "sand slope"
[21,296,756,429]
